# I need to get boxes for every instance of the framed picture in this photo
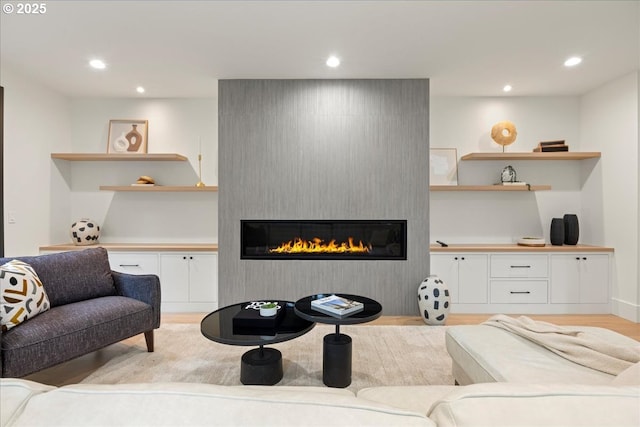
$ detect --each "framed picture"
[429,148,458,185]
[107,119,148,154]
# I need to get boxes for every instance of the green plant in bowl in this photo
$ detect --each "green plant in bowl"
[261,302,277,309]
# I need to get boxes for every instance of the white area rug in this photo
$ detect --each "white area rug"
[80,323,454,391]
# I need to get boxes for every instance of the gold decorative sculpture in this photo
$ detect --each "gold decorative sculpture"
[196,137,205,187]
[491,121,517,151]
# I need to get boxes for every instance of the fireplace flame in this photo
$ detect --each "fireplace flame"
[269,237,372,254]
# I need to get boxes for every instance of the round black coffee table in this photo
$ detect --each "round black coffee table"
[200,301,315,385]
[294,294,382,388]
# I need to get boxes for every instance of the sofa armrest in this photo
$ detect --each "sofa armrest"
[112,271,161,328]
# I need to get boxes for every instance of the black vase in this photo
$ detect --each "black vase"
[564,214,579,245]
[550,218,564,246]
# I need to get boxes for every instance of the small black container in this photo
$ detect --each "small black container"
[563,214,579,245]
[550,218,564,246]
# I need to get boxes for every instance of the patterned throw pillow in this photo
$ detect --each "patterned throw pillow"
[1,260,50,332]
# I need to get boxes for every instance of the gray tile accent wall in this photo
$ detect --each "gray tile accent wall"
[219,79,429,315]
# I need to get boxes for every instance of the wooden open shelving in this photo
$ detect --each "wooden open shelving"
[51,153,188,161]
[431,185,551,192]
[460,152,601,161]
[430,243,613,252]
[99,185,218,192]
[40,243,218,252]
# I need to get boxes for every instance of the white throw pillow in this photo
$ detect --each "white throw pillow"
[1,260,50,332]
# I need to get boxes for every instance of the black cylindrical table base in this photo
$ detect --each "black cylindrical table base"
[323,333,352,388]
[240,347,283,385]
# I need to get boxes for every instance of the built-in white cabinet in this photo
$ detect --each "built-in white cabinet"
[108,252,160,275]
[159,253,217,304]
[430,245,612,314]
[430,254,488,304]
[550,254,609,304]
[489,254,549,304]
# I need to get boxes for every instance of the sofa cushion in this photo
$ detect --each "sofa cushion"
[611,361,640,385]
[427,383,640,427]
[446,325,637,385]
[0,248,115,307]
[0,379,55,427]
[8,382,436,426]
[357,385,458,415]
[0,260,50,332]
[1,296,153,378]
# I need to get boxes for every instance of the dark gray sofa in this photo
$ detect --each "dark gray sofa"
[0,247,161,378]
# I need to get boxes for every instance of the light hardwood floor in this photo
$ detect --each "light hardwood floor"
[22,313,639,387]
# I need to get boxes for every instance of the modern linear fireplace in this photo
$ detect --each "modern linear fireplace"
[241,220,407,260]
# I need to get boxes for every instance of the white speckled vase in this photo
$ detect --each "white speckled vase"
[70,218,101,246]
[417,275,450,325]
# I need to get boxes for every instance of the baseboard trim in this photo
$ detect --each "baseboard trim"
[612,298,640,322]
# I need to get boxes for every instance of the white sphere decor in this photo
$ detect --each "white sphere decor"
[417,275,451,325]
[70,218,101,246]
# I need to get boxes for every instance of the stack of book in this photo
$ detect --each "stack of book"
[311,294,364,318]
[533,140,568,152]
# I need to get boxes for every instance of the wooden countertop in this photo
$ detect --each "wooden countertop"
[40,243,218,252]
[430,243,613,252]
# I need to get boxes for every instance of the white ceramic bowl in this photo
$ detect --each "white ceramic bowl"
[259,303,278,317]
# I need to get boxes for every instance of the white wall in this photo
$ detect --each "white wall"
[67,98,218,243]
[580,71,639,322]
[430,96,584,244]
[1,65,72,255]
[1,66,219,253]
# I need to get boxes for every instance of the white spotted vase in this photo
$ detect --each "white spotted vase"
[417,275,450,325]
[70,218,101,246]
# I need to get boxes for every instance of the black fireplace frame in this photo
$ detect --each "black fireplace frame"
[241,219,407,261]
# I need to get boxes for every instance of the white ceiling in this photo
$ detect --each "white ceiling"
[1,1,638,98]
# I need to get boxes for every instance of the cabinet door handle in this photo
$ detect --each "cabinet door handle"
[582,257,587,260]
[510,265,531,268]
[510,291,531,294]
[119,264,140,267]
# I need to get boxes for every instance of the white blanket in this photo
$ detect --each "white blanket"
[483,315,640,376]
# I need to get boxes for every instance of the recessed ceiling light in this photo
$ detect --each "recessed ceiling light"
[564,56,582,67]
[503,85,512,92]
[326,56,340,68]
[136,86,145,94]
[89,59,106,70]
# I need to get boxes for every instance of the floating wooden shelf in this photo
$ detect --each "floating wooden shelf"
[460,152,601,161]
[430,185,551,192]
[99,185,218,192]
[51,153,188,161]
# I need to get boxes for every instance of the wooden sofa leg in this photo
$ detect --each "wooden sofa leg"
[144,330,154,352]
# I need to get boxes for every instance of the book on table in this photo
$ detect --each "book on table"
[311,294,364,317]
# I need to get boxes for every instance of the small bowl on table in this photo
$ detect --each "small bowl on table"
[259,302,279,317]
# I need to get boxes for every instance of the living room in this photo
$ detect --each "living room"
[1,1,639,426]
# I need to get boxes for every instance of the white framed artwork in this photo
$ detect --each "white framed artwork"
[107,119,148,154]
[429,148,458,185]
